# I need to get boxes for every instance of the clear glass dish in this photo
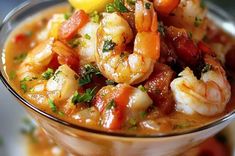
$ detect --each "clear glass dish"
[0,0,235,155]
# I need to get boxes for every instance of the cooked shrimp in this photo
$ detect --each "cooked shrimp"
[165,0,207,41]
[170,55,231,116]
[75,21,99,65]
[17,38,78,80]
[95,0,160,84]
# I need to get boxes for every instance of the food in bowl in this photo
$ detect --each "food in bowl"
[3,0,235,135]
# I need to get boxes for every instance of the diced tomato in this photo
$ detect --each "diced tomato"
[173,36,200,67]
[57,55,80,73]
[166,27,200,67]
[144,63,175,114]
[59,10,89,40]
[93,85,133,130]
[48,54,60,70]
[198,41,215,56]
[114,85,133,110]
[225,46,235,70]
[12,33,27,43]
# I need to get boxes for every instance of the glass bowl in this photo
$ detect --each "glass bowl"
[1,0,235,155]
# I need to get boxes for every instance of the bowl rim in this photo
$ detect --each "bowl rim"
[1,0,235,139]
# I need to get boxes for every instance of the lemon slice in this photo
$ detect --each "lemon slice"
[68,0,113,13]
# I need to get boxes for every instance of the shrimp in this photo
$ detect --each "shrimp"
[95,0,160,84]
[165,0,207,41]
[17,38,78,80]
[75,21,99,65]
[170,55,231,116]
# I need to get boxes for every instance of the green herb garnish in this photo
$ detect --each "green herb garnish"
[158,21,165,36]
[140,111,147,119]
[20,77,33,93]
[9,71,16,80]
[138,85,147,92]
[58,111,65,116]
[48,99,57,113]
[106,3,116,13]
[174,121,191,129]
[188,32,193,39]
[202,64,212,73]
[68,38,80,48]
[194,16,202,27]
[106,79,116,85]
[20,83,27,93]
[127,0,136,5]
[71,87,96,104]
[79,64,101,86]
[129,118,137,126]
[106,0,129,13]
[64,13,71,20]
[90,11,100,23]
[103,39,116,52]
[84,34,91,40]
[14,53,27,63]
[42,68,54,80]
[106,99,116,110]
[144,2,151,9]
[79,74,92,86]
[200,0,206,9]
[25,31,33,37]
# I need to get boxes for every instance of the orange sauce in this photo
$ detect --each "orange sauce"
[3,4,235,135]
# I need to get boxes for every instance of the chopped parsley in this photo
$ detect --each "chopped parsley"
[106,79,116,85]
[90,11,100,23]
[42,68,54,80]
[106,99,116,110]
[106,0,129,13]
[158,21,165,36]
[144,2,151,9]
[20,77,35,93]
[48,99,57,113]
[64,13,71,20]
[14,53,27,64]
[25,31,33,37]
[129,118,137,127]
[200,0,206,9]
[106,3,116,13]
[138,85,147,92]
[194,16,203,27]
[72,87,96,104]
[58,111,65,116]
[79,64,101,86]
[127,0,136,5]
[79,74,92,86]
[140,111,147,119]
[20,83,27,93]
[68,37,80,48]
[84,34,91,40]
[103,39,116,52]
[202,64,212,73]
[9,71,16,80]
[174,121,191,129]
[188,32,193,39]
